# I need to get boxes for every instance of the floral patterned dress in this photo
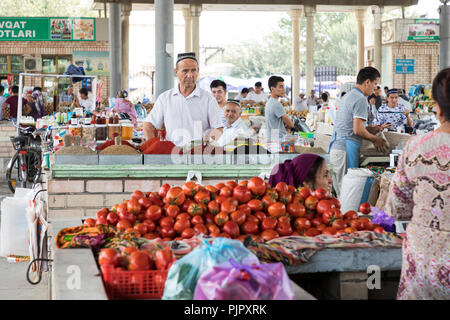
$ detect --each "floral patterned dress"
[385,131,450,300]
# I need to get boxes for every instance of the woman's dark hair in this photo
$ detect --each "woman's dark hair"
[303,157,325,190]
[321,92,328,102]
[431,67,450,122]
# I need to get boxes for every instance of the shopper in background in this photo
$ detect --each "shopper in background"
[59,86,74,103]
[385,67,450,300]
[307,89,318,109]
[374,86,383,110]
[3,85,29,123]
[0,86,6,120]
[367,94,378,125]
[246,82,268,105]
[114,90,137,126]
[234,87,249,103]
[269,154,333,195]
[328,67,387,197]
[374,89,412,132]
[265,75,294,142]
[210,79,228,126]
[143,52,223,147]
[295,92,308,111]
[215,99,254,146]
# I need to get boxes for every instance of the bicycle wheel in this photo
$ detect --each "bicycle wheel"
[6,152,21,193]
[26,149,42,185]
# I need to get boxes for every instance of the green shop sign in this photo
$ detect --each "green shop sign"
[407,19,439,43]
[0,17,95,41]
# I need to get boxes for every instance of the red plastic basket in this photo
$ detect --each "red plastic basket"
[101,265,168,300]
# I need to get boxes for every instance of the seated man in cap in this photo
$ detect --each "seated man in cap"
[60,86,74,104]
[215,99,254,146]
[374,89,412,132]
[245,81,268,105]
[143,52,223,147]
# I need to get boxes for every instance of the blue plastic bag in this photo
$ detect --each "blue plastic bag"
[162,238,259,300]
[194,258,295,300]
[64,64,86,83]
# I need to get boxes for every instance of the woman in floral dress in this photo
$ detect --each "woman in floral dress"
[385,68,450,300]
[374,89,413,132]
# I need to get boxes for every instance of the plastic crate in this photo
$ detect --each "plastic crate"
[101,264,168,300]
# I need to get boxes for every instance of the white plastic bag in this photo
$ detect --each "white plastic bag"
[339,168,378,214]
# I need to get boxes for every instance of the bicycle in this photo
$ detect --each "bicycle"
[6,123,49,193]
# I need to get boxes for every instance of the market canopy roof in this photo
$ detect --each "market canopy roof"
[93,0,419,11]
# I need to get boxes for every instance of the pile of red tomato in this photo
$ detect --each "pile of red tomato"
[98,247,174,271]
[84,177,385,243]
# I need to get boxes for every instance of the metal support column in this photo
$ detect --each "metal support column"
[121,3,132,91]
[305,5,316,94]
[155,0,174,99]
[108,2,122,98]
[440,3,450,70]
[290,9,302,105]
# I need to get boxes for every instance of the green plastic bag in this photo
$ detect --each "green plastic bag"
[162,238,259,300]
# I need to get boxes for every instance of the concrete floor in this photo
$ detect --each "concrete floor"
[0,180,49,300]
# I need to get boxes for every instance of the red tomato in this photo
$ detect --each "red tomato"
[176,212,191,221]
[187,202,204,216]
[84,218,96,227]
[305,196,319,210]
[253,211,266,222]
[173,218,191,234]
[110,205,119,213]
[161,226,175,239]
[331,219,346,230]
[215,182,225,189]
[293,218,311,231]
[238,180,248,187]
[165,187,186,206]
[116,219,132,230]
[267,202,287,218]
[287,202,306,218]
[359,202,372,215]
[207,223,220,234]
[225,180,238,190]
[145,205,162,221]
[322,209,343,225]
[204,185,218,195]
[99,248,119,266]
[155,248,173,271]
[159,183,171,198]
[344,210,359,221]
[127,199,142,214]
[209,232,220,238]
[265,188,279,200]
[181,228,195,239]
[207,200,220,215]
[134,223,148,235]
[241,221,259,235]
[275,182,289,194]
[278,215,291,224]
[193,224,208,235]
[304,211,315,220]
[246,214,260,225]
[311,217,323,227]
[373,226,385,234]
[304,228,321,237]
[233,185,252,204]
[160,217,175,228]
[182,181,197,197]
[180,199,194,213]
[350,219,364,231]
[278,191,293,205]
[335,229,347,236]
[359,217,373,230]
[129,251,153,271]
[166,204,180,218]
[247,199,264,212]
[276,221,293,236]
[138,197,152,210]
[131,190,145,201]
[122,247,138,256]
[317,224,327,232]
[329,198,341,209]
[313,188,329,200]
[322,227,338,236]
[292,194,305,205]
[214,212,230,227]
[223,221,240,238]
[260,229,279,242]
[287,185,296,195]
[203,213,215,225]
[194,190,211,205]
[238,204,252,216]
[297,187,311,200]
[219,186,232,197]
[344,227,357,234]
[191,215,204,225]
[221,198,238,214]
[144,233,159,240]
[247,177,267,196]
[316,200,333,214]
[143,219,156,232]
[219,232,231,239]
[262,194,276,208]
[230,210,247,226]
[118,211,136,225]
[261,216,278,230]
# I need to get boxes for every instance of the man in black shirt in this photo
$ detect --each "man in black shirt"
[374,85,383,110]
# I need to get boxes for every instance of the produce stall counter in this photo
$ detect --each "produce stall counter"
[48,217,316,300]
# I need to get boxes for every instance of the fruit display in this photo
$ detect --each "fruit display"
[87,177,385,243]
[287,110,309,119]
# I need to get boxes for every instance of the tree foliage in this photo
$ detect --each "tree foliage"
[0,0,96,17]
[223,12,358,78]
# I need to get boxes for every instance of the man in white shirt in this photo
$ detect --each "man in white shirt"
[295,93,308,111]
[234,88,249,103]
[74,88,94,113]
[210,79,227,126]
[215,99,254,146]
[143,52,223,147]
[307,90,318,107]
[246,82,268,105]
